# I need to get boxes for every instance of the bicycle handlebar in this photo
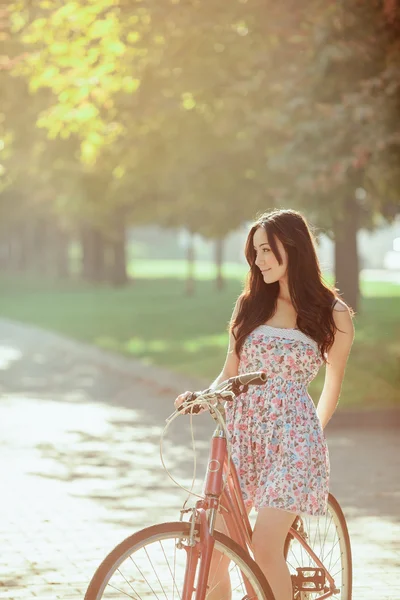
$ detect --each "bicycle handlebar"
[177,370,267,415]
[226,371,267,387]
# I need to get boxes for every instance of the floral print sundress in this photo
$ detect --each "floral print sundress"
[225,325,329,516]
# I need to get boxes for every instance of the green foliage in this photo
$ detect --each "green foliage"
[267,1,400,230]
[1,0,399,270]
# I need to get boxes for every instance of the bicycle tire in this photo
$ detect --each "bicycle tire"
[284,493,352,600]
[85,521,275,600]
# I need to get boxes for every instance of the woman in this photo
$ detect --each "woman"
[175,209,355,600]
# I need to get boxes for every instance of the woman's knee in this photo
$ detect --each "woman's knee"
[252,507,296,564]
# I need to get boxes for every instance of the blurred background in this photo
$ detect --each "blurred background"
[1,0,399,407]
[0,2,399,599]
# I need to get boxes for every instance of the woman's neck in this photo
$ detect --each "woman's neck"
[278,278,291,304]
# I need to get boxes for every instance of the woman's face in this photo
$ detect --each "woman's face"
[253,226,288,283]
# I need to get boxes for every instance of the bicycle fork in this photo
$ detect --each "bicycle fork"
[182,430,257,600]
[181,431,224,600]
[181,508,216,600]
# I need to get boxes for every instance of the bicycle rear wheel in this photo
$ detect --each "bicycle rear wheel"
[284,494,352,600]
[85,521,275,600]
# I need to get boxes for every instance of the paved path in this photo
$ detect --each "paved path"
[0,320,399,599]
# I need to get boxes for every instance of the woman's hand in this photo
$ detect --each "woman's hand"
[174,391,207,414]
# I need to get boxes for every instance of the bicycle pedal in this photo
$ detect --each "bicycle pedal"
[292,567,325,592]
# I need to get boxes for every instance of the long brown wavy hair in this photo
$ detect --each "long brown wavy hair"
[231,209,354,362]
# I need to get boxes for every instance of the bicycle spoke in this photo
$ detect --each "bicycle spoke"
[158,541,182,600]
[331,566,345,579]
[116,567,143,600]
[206,555,247,599]
[129,554,161,599]
[286,547,299,570]
[312,515,319,552]
[322,537,340,569]
[144,546,168,600]
[318,513,328,563]
[207,548,226,593]
[321,514,334,562]
[230,578,258,599]
[316,514,323,554]
[327,553,341,572]
[108,579,142,599]
[228,563,246,597]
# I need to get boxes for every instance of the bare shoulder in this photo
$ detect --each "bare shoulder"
[229,295,244,338]
[332,298,349,312]
[232,294,244,318]
[332,298,354,337]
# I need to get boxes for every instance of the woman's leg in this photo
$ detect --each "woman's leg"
[206,506,252,600]
[252,507,296,600]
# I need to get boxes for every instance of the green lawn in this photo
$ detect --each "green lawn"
[0,260,399,409]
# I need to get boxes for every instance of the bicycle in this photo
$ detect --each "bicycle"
[84,371,352,600]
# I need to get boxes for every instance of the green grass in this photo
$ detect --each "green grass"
[0,260,399,409]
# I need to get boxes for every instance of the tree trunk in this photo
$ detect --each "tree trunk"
[81,227,92,280]
[81,226,107,282]
[93,230,107,281]
[19,224,36,273]
[0,231,12,271]
[54,229,70,279]
[109,216,128,286]
[215,237,225,291]
[10,224,30,272]
[186,233,195,296]
[333,197,360,311]
[31,218,50,274]
[0,234,8,270]
[5,228,17,271]
[80,172,109,282]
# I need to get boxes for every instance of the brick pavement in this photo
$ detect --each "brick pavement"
[0,319,399,599]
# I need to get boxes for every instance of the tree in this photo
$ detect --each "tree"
[3,0,400,303]
[267,0,400,310]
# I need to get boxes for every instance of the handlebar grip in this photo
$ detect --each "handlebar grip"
[229,371,267,386]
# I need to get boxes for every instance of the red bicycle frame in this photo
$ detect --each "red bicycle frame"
[181,429,264,599]
[181,425,339,600]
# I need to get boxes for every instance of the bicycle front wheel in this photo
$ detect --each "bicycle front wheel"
[85,521,274,600]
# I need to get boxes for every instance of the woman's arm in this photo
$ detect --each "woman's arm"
[316,301,355,429]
